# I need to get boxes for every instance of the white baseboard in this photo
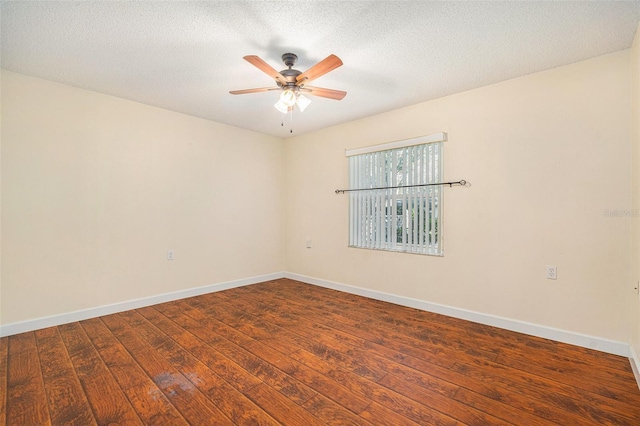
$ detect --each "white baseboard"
[630,345,640,391]
[0,272,285,337]
[284,272,631,358]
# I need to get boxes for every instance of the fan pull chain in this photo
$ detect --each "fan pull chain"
[279,109,294,133]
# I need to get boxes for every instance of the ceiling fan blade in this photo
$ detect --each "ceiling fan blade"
[301,86,347,100]
[296,54,343,85]
[229,87,280,95]
[243,55,287,85]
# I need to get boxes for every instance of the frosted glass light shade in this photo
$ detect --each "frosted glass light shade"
[296,94,311,112]
[274,100,289,113]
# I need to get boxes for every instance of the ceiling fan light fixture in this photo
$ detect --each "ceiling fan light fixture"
[279,89,296,107]
[296,94,311,112]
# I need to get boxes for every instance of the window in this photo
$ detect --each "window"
[347,133,445,256]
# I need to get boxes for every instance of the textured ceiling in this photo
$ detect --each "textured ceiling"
[2,1,640,138]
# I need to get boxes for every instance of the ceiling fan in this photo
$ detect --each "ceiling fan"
[229,53,346,114]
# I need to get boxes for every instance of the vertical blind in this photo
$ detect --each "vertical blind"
[347,136,443,255]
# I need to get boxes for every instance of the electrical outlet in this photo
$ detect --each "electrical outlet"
[167,250,175,261]
[306,239,312,248]
[546,265,557,280]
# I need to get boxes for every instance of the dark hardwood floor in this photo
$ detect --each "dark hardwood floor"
[1,278,640,425]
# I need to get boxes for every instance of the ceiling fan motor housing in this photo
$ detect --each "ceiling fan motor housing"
[278,53,303,89]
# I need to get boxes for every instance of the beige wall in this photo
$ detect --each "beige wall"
[0,72,3,326]
[631,23,640,359]
[285,51,632,343]
[1,71,285,325]
[1,47,636,349]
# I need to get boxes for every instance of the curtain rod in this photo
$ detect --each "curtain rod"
[335,180,467,194]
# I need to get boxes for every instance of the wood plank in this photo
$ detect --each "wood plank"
[270,327,388,382]
[167,298,257,348]
[429,313,634,376]
[378,371,512,425]
[267,325,393,383]
[218,287,459,381]
[100,313,235,426]
[417,315,611,377]
[451,356,640,424]
[494,351,640,402]
[216,290,430,420]
[453,387,576,426]
[285,345,461,426]
[358,401,423,426]
[241,337,371,414]
[57,323,142,426]
[551,340,634,373]
[161,298,319,405]
[382,358,556,425]
[0,338,8,426]
[34,328,96,426]
[374,326,638,425]
[6,332,51,425]
[80,318,190,425]
[136,306,262,393]
[80,318,153,391]
[123,382,189,426]
[244,383,323,426]
[121,309,281,426]
[220,284,460,380]
[301,393,373,425]
[240,281,497,367]
[362,332,597,425]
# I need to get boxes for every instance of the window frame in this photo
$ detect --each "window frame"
[346,133,446,256]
